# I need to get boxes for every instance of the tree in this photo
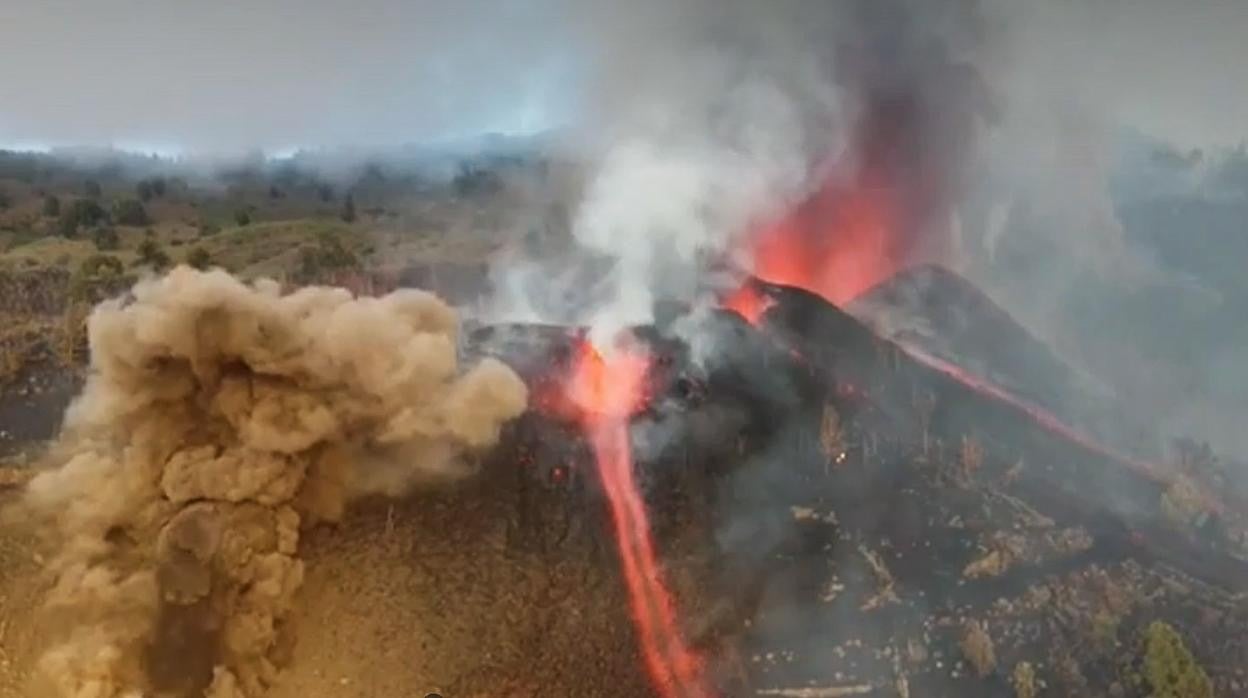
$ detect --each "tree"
[70,253,127,302]
[82,179,102,198]
[186,246,213,270]
[79,253,124,278]
[112,198,150,226]
[91,226,120,251]
[317,183,334,202]
[233,208,252,227]
[296,232,359,282]
[340,193,356,223]
[135,238,171,271]
[42,194,61,217]
[196,219,221,237]
[0,189,10,210]
[136,179,154,202]
[58,199,107,237]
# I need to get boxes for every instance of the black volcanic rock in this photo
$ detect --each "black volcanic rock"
[847,263,1152,455]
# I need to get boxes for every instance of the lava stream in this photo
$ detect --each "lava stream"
[897,343,1224,516]
[718,278,1223,518]
[568,339,705,698]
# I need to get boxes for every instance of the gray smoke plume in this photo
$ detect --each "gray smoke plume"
[14,267,527,696]
[480,0,999,344]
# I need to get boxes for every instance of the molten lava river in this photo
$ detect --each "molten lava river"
[564,339,707,698]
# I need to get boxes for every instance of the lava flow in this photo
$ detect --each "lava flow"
[566,338,705,698]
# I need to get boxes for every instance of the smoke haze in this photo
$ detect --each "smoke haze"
[1,1,1246,151]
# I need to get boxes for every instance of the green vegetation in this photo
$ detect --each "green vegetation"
[341,193,356,223]
[42,194,61,217]
[135,177,166,201]
[186,246,213,270]
[196,219,221,238]
[135,238,171,271]
[112,198,150,226]
[69,253,129,303]
[1011,662,1036,698]
[58,199,107,237]
[234,208,252,227]
[92,226,120,251]
[296,231,360,282]
[1142,621,1212,698]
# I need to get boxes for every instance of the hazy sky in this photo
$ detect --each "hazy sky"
[0,0,1245,153]
[0,0,579,153]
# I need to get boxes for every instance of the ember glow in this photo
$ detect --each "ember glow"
[567,339,706,697]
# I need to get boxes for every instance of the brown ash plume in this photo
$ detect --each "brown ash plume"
[15,267,528,697]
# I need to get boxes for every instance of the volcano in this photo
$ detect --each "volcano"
[434,278,1248,696]
[3,276,1246,697]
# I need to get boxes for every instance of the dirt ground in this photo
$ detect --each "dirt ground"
[0,460,701,697]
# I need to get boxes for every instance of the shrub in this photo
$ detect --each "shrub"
[70,253,127,303]
[42,194,61,217]
[296,232,359,283]
[196,220,221,237]
[80,253,124,278]
[186,247,212,270]
[112,198,150,226]
[340,193,356,223]
[134,238,171,271]
[58,199,107,237]
[1143,621,1212,698]
[91,226,120,251]
[234,208,251,227]
[136,177,166,202]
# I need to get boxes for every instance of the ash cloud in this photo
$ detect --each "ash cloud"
[13,267,527,696]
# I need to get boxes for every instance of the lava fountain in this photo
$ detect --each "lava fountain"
[565,337,706,698]
[749,178,898,306]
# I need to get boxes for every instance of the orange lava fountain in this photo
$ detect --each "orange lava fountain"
[567,338,706,698]
[749,180,899,306]
[721,283,774,326]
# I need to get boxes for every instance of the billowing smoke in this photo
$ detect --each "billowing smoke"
[484,0,997,341]
[14,267,527,696]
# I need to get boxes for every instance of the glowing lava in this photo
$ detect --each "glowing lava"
[567,338,705,698]
[721,283,773,326]
[749,180,899,306]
